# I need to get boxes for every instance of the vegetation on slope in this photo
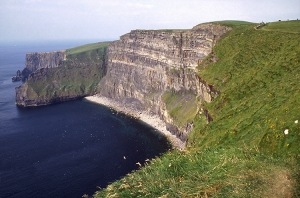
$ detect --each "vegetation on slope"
[162,89,198,129]
[26,42,109,100]
[94,21,300,197]
[66,42,109,58]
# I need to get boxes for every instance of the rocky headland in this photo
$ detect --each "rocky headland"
[15,24,231,147]
[15,42,109,107]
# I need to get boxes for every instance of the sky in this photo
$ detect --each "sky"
[0,0,299,42]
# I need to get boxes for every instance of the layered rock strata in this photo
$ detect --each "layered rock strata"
[98,23,231,143]
[14,23,230,146]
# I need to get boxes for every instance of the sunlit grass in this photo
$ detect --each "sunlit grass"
[66,42,110,56]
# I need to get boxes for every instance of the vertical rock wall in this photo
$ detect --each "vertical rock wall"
[12,50,66,81]
[98,23,231,141]
[25,51,66,72]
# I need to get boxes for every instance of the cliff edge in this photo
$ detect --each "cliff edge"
[97,23,230,143]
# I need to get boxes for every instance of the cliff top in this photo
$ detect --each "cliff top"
[95,20,300,197]
[260,20,300,33]
[204,20,254,27]
[66,42,110,56]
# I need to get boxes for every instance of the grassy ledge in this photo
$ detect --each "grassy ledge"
[162,89,198,129]
[94,21,300,197]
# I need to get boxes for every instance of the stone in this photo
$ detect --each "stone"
[12,51,66,81]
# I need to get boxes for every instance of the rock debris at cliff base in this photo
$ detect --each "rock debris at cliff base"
[85,95,185,150]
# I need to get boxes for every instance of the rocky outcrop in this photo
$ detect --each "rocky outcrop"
[15,66,90,106]
[12,70,22,82]
[15,43,108,106]
[98,23,231,142]
[12,51,66,81]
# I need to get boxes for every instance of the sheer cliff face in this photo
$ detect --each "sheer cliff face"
[99,23,230,140]
[13,51,66,81]
[26,51,66,72]
[14,23,230,141]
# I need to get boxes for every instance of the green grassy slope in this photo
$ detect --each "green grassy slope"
[162,90,198,129]
[26,42,109,101]
[66,42,109,57]
[94,21,300,197]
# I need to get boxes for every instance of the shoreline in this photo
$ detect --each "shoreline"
[84,95,185,150]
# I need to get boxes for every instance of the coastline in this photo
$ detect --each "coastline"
[85,95,185,150]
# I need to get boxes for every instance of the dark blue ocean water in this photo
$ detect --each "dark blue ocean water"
[0,41,171,198]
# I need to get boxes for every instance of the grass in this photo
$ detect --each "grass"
[162,89,198,129]
[95,148,298,198]
[94,20,300,197]
[207,20,254,27]
[66,42,109,56]
[194,20,300,154]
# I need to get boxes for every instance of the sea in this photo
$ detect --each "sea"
[0,40,171,198]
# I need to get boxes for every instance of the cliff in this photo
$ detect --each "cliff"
[14,23,230,142]
[14,21,300,197]
[98,23,230,141]
[15,42,109,106]
[12,51,66,81]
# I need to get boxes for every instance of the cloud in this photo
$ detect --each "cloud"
[1,0,299,41]
[127,2,154,9]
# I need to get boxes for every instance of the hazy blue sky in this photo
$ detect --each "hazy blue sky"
[1,0,299,41]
